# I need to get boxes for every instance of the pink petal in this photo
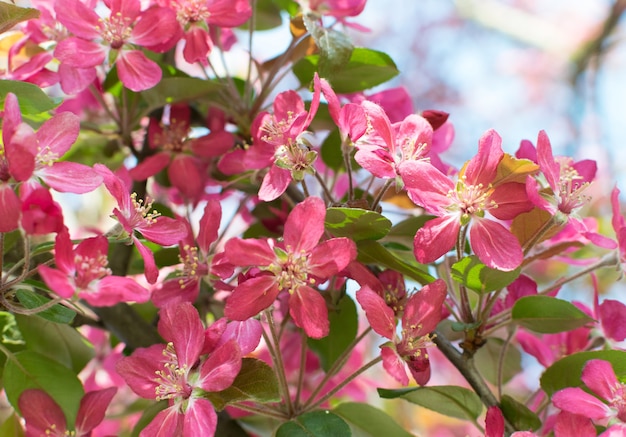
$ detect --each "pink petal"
[151,278,199,308]
[197,200,221,255]
[399,160,455,215]
[55,0,100,39]
[536,130,561,192]
[130,6,180,49]
[115,345,165,398]
[224,238,275,267]
[516,331,554,368]
[356,285,395,339]
[381,345,408,386]
[158,302,204,369]
[39,265,75,298]
[469,218,522,271]
[168,155,204,201]
[308,237,356,278]
[85,275,150,306]
[485,406,505,437]
[19,389,67,435]
[553,411,596,437]
[133,236,159,284]
[129,152,171,180]
[39,162,103,193]
[183,26,213,64]
[54,38,105,68]
[599,300,626,341]
[581,359,619,402]
[221,319,262,355]
[340,103,368,141]
[206,0,252,27]
[141,407,183,437]
[199,339,241,391]
[0,185,20,232]
[58,64,97,94]
[284,196,325,252]
[413,215,459,264]
[183,399,217,437]
[224,275,280,320]
[190,130,235,157]
[258,165,292,202]
[489,182,533,220]
[138,216,188,246]
[289,285,329,338]
[362,100,394,152]
[75,387,117,435]
[403,279,447,336]
[36,112,80,156]
[463,129,503,186]
[552,387,612,420]
[353,144,395,179]
[116,50,161,92]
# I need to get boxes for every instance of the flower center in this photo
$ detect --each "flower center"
[96,13,133,49]
[274,138,317,180]
[130,192,161,226]
[448,176,495,224]
[154,343,192,401]
[556,163,590,215]
[74,253,111,289]
[261,112,296,145]
[174,0,211,24]
[273,249,311,294]
[153,120,190,153]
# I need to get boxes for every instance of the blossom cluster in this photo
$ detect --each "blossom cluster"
[2,0,626,436]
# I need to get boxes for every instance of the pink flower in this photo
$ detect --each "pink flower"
[552,359,626,424]
[19,185,65,235]
[95,163,188,284]
[19,387,117,437]
[116,302,241,436]
[246,75,322,201]
[54,0,181,92]
[485,406,539,437]
[38,228,150,305]
[357,279,447,385]
[159,0,251,64]
[223,196,357,338]
[400,129,532,271]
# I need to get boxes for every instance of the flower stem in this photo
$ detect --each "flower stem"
[264,310,294,415]
[229,402,289,420]
[538,251,618,295]
[371,178,394,211]
[294,329,308,409]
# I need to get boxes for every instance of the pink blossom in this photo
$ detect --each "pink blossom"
[20,185,65,235]
[552,359,626,424]
[357,279,447,385]
[485,406,539,437]
[246,75,322,201]
[54,0,181,91]
[116,302,241,437]
[223,196,357,338]
[19,387,117,437]
[400,129,532,271]
[39,228,150,305]
[95,163,188,284]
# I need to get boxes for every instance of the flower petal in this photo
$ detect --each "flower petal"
[356,285,395,339]
[284,196,326,252]
[289,285,329,339]
[552,387,612,420]
[224,275,280,320]
[469,218,522,271]
[75,387,117,435]
[199,339,241,392]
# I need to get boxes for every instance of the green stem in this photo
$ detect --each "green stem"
[496,329,515,399]
[313,171,336,204]
[294,329,308,409]
[229,402,289,420]
[522,214,559,256]
[371,178,394,211]
[538,251,618,295]
[264,310,294,415]
[302,356,382,412]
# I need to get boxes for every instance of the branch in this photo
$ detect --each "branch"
[433,330,517,435]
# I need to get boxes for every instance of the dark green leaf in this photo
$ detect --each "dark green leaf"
[357,240,435,285]
[0,3,39,34]
[153,247,182,269]
[333,402,413,437]
[500,395,541,431]
[378,385,482,421]
[206,358,280,410]
[241,0,282,30]
[325,207,391,241]
[473,338,521,385]
[308,295,358,372]
[4,350,84,427]
[15,314,94,373]
[512,296,595,333]
[275,410,351,437]
[320,129,343,171]
[380,216,432,249]
[15,290,76,324]
[451,256,521,294]
[304,13,354,77]
[293,48,399,93]
[541,350,626,396]
[0,80,60,114]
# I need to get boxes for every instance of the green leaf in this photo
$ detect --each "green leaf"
[308,295,358,372]
[320,129,343,171]
[0,80,60,114]
[511,296,595,334]
[4,350,84,427]
[325,207,392,241]
[500,395,541,431]
[241,0,282,30]
[450,255,521,294]
[275,410,351,437]
[540,350,626,396]
[15,290,76,324]
[357,240,435,285]
[333,402,413,437]
[140,77,223,115]
[293,48,399,93]
[0,3,39,34]
[380,215,432,249]
[15,314,94,373]
[304,13,354,78]
[205,358,280,410]
[378,385,482,421]
[473,338,521,385]
[0,312,23,346]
